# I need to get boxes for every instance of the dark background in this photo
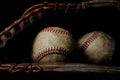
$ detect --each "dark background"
[0,0,120,66]
[0,0,120,80]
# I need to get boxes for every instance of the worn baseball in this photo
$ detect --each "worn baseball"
[32,27,76,63]
[78,31,115,64]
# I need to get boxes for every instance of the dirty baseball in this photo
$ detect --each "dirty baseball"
[32,26,76,63]
[78,31,115,64]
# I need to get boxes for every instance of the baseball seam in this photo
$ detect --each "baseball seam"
[81,31,100,50]
[34,47,69,62]
[41,27,71,36]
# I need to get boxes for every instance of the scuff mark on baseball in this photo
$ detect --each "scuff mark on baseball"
[78,31,115,64]
[32,26,77,63]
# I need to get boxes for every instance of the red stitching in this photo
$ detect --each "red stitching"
[81,31,100,50]
[34,47,69,62]
[41,27,71,36]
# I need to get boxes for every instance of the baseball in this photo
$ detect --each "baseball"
[78,31,115,64]
[32,26,76,63]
